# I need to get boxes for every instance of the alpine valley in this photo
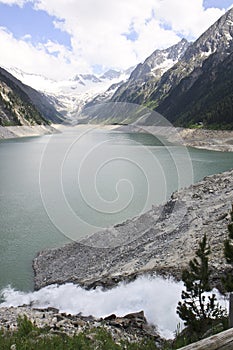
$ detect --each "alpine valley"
[1,6,233,349]
[1,8,233,129]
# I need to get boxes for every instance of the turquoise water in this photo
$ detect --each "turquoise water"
[0,127,233,291]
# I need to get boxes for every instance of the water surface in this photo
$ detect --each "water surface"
[0,127,233,291]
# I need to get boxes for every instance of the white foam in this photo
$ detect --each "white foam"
[0,276,228,339]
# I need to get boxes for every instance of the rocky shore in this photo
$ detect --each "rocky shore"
[1,124,233,153]
[0,124,58,139]
[174,128,233,152]
[116,125,233,152]
[34,168,233,291]
[0,307,160,344]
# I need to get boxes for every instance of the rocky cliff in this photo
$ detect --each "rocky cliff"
[112,38,189,105]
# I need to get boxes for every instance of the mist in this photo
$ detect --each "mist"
[0,275,228,339]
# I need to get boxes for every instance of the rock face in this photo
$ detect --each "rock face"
[156,46,233,128]
[79,40,189,125]
[111,39,189,105]
[111,8,233,129]
[34,169,233,291]
[0,307,159,343]
[0,67,63,125]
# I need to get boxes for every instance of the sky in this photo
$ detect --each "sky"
[0,0,232,80]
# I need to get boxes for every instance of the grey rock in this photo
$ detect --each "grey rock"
[0,306,160,343]
[33,169,233,290]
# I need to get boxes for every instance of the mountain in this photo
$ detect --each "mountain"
[81,38,190,117]
[100,69,121,80]
[0,67,64,125]
[82,80,124,109]
[0,67,47,126]
[79,39,189,124]
[111,8,233,129]
[153,8,233,129]
[73,74,102,84]
[156,48,233,129]
[80,67,135,112]
[4,66,133,124]
[111,39,190,104]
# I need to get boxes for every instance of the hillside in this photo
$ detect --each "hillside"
[156,50,233,129]
[79,40,189,124]
[111,38,189,105]
[0,67,63,126]
[34,168,233,290]
[4,66,133,124]
[111,8,233,129]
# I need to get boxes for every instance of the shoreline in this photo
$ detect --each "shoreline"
[0,123,233,341]
[173,127,233,152]
[1,122,232,291]
[115,125,233,152]
[33,168,233,291]
[1,123,233,153]
[0,124,59,140]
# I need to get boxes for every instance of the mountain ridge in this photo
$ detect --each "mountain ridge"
[111,38,190,104]
[0,67,64,126]
[80,39,190,119]
[2,8,233,128]
[110,7,233,129]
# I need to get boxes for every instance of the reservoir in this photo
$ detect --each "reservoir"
[0,126,233,291]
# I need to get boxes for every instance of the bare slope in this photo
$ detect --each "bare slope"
[34,169,233,290]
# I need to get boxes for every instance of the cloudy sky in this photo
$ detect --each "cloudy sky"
[0,0,232,80]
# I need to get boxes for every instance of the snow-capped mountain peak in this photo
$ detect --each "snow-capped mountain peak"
[2,65,133,122]
[129,38,190,82]
[100,69,121,80]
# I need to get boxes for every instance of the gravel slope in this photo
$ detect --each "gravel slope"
[33,169,233,290]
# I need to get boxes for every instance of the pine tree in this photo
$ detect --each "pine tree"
[177,234,226,338]
[223,205,233,291]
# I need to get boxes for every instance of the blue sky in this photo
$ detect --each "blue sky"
[0,0,232,79]
[0,2,71,49]
[203,0,233,9]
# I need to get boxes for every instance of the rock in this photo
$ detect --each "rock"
[0,306,160,344]
[33,169,233,291]
[123,311,146,321]
[104,314,117,321]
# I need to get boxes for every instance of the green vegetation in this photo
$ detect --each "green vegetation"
[2,223,233,349]
[223,205,233,292]
[175,234,227,346]
[0,315,160,350]
[113,43,233,130]
[0,71,48,127]
[155,52,233,130]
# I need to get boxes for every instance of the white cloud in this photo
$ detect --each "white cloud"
[0,0,28,6]
[152,0,225,38]
[0,27,90,79]
[133,19,181,59]
[32,0,226,70]
[0,0,228,79]
[21,33,32,41]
